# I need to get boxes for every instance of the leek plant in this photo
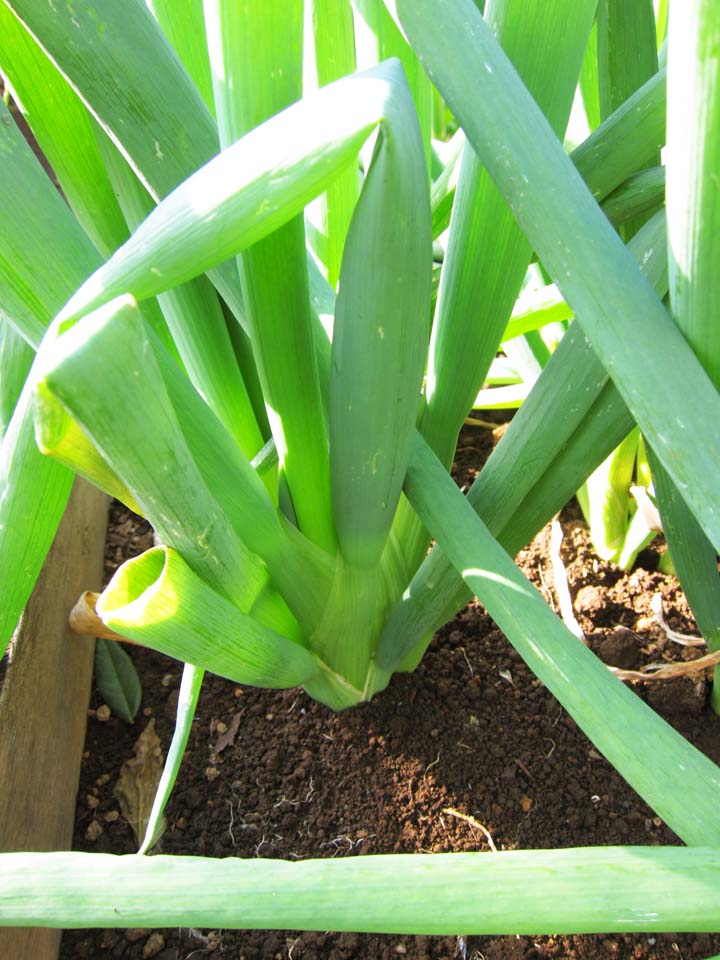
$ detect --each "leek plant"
[575,1,665,571]
[1,0,719,939]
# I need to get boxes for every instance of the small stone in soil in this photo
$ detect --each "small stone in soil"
[85,820,103,841]
[142,932,165,958]
[574,584,604,612]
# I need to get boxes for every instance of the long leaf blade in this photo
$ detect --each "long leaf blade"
[0,4,128,257]
[404,433,720,847]
[421,0,595,467]
[572,68,666,201]
[0,319,33,438]
[330,66,432,568]
[379,209,668,669]
[0,848,718,933]
[37,298,268,611]
[666,0,720,388]
[0,106,99,347]
[656,0,720,706]
[0,101,100,655]
[391,0,720,553]
[597,0,658,121]
[6,0,216,201]
[147,0,214,115]
[205,0,336,553]
[307,0,359,288]
[138,663,204,854]
[96,137,264,460]
[55,66,398,328]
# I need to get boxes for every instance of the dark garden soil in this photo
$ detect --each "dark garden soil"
[60,426,720,960]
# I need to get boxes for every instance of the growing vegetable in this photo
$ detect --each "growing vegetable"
[0,0,718,941]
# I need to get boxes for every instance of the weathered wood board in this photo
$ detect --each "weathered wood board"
[0,479,109,959]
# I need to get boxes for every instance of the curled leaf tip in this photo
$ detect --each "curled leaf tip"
[69,590,138,644]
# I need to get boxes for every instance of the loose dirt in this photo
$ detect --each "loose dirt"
[60,427,720,960]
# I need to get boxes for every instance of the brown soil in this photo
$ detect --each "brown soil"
[60,427,720,960]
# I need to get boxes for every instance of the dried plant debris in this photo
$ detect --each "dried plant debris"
[113,719,164,847]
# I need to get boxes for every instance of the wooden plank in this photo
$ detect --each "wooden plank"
[0,479,109,959]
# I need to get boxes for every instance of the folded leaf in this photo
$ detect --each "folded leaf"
[36,297,267,611]
[98,547,320,689]
[54,63,411,327]
[330,67,432,568]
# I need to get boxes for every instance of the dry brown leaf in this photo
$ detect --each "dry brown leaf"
[70,590,139,644]
[609,647,720,682]
[113,719,164,847]
[212,710,243,754]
